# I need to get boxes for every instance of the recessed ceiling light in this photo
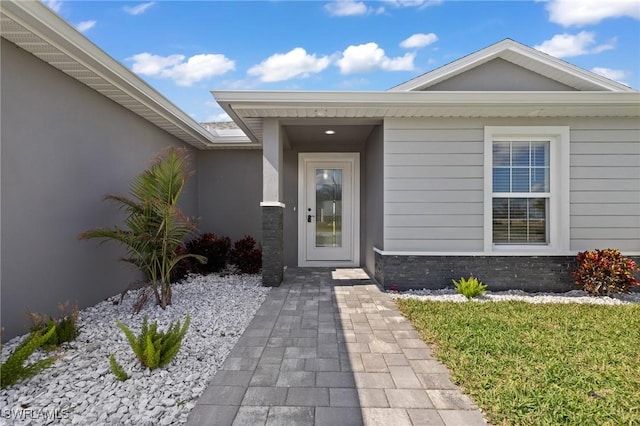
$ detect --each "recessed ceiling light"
[325,130,335,135]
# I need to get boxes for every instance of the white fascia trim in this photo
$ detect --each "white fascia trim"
[208,128,249,139]
[201,124,253,145]
[388,39,634,92]
[214,90,638,143]
[212,99,262,145]
[201,143,262,150]
[202,131,253,146]
[374,247,576,257]
[212,90,640,108]
[260,202,286,208]
[389,39,515,92]
[2,1,220,148]
[508,46,635,93]
[373,248,640,257]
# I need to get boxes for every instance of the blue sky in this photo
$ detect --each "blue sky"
[44,0,640,122]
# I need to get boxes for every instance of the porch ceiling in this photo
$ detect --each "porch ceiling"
[284,123,378,146]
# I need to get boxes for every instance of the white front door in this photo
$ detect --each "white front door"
[298,153,360,266]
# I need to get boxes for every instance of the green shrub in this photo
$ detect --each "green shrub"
[79,147,206,309]
[453,276,487,299]
[116,314,190,370]
[27,302,79,348]
[573,248,639,296]
[1,325,57,389]
[108,354,130,381]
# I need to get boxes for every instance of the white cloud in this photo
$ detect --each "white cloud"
[75,20,96,33]
[400,33,438,49]
[168,55,236,86]
[591,38,617,54]
[324,0,369,16]
[42,0,63,13]
[205,112,232,122]
[591,67,629,86]
[384,0,442,8]
[124,2,156,16]
[546,0,640,26]
[128,52,235,86]
[534,31,615,58]
[130,53,184,75]
[247,48,331,82]
[336,42,415,74]
[324,0,442,18]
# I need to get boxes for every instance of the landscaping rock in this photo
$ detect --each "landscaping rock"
[0,274,268,425]
[392,287,640,305]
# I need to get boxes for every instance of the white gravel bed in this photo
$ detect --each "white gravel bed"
[391,287,640,305]
[0,274,270,426]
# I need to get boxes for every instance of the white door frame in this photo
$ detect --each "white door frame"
[298,152,360,267]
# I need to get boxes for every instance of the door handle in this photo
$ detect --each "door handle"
[307,214,315,223]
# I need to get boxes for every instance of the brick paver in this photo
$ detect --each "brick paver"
[186,268,487,425]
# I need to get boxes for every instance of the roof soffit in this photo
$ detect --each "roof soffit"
[0,1,255,149]
[213,90,640,142]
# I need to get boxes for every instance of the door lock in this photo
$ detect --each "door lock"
[307,214,315,223]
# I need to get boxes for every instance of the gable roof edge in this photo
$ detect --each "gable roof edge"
[389,39,634,93]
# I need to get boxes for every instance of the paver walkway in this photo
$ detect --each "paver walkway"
[186,268,487,425]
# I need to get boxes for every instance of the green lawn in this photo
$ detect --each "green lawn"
[396,300,640,426]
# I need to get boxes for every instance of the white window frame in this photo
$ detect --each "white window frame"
[484,126,570,253]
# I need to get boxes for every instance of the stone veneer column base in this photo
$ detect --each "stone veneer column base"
[261,205,284,287]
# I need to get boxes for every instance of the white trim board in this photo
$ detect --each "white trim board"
[483,126,570,254]
[260,201,286,208]
[373,248,640,257]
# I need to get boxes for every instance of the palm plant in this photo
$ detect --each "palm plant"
[79,147,205,309]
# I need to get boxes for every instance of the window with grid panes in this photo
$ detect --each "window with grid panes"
[492,140,550,244]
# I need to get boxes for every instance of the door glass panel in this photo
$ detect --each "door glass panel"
[315,169,342,247]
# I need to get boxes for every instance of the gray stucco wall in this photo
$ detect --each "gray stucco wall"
[364,126,384,273]
[1,40,197,340]
[196,150,262,241]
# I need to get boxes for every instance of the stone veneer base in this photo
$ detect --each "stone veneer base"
[374,252,579,293]
[261,206,284,287]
